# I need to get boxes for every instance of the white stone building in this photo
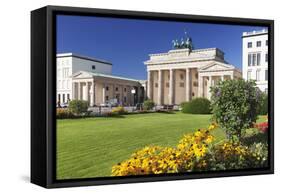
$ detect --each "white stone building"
[56,53,112,103]
[144,47,242,105]
[70,71,143,106]
[242,29,268,92]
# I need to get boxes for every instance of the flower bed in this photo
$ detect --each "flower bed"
[111,123,268,176]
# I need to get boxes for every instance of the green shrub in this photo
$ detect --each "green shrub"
[257,92,268,115]
[181,98,211,114]
[209,141,268,170]
[143,100,155,110]
[56,108,74,119]
[210,79,260,142]
[68,100,89,115]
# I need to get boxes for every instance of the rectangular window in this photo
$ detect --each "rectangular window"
[265,53,268,62]
[155,83,158,88]
[248,54,252,66]
[115,87,118,91]
[62,68,65,78]
[92,65,96,70]
[256,69,261,81]
[247,71,251,80]
[124,87,127,92]
[166,82,169,88]
[265,70,268,81]
[57,69,61,77]
[180,74,184,80]
[257,41,261,47]
[106,86,109,91]
[266,40,268,46]
[257,53,261,66]
[247,42,252,48]
[193,82,198,87]
[67,94,70,101]
[106,96,109,101]
[58,94,61,102]
[252,54,256,66]
[62,94,65,103]
[124,96,127,103]
[179,82,184,87]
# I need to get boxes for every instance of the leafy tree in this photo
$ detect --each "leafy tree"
[257,92,268,115]
[210,79,260,142]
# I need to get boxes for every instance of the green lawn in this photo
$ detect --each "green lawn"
[56,112,265,179]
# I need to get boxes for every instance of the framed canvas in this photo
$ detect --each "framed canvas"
[31,5,274,188]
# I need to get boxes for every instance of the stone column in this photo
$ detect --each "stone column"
[102,84,106,104]
[208,76,212,99]
[112,84,116,100]
[127,86,131,106]
[185,68,191,101]
[230,73,234,79]
[85,82,89,102]
[90,79,95,106]
[72,82,76,100]
[137,86,141,104]
[147,71,152,100]
[221,75,224,81]
[169,69,174,105]
[198,75,204,97]
[158,70,162,105]
[77,82,81,100]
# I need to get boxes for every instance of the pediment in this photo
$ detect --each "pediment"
[71,71,93,78]
[199,62,234,72]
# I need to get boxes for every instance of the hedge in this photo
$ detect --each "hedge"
[181,98,211,114]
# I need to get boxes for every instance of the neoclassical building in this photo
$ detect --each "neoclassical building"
[57,53,144,106]
[144,42,242,105]
[71,71,143,106]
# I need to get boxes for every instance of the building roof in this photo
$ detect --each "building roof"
[144,48,226,65]
[242,29,268,38]
[71,71,141,83]
[56,53,112,65]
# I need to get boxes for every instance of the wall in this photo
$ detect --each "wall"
[242,33,268,92]
[0,0,279,194]
[72,57,112,75]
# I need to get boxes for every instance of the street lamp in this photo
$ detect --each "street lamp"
[131,88,136,106]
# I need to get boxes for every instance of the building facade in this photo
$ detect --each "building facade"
[56,53,112,103]
[242,29,268,93]
[71,71,143,106]
[144,47,241,105]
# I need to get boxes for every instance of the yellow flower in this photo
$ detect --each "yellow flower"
[205,135,214,144]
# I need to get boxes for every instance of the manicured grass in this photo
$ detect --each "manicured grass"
[56,112,265,179]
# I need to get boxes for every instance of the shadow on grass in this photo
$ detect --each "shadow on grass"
[241,132,268,146]
[156,110,176,114]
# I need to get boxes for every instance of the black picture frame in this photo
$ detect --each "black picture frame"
[31,5,274,188]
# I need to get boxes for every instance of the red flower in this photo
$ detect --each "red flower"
[254,122,268,133]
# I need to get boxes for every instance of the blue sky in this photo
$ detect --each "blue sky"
[57,15,266,80]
